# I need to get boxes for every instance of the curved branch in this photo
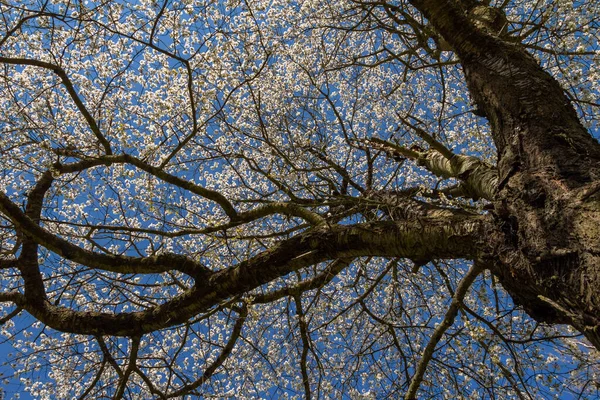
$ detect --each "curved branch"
[118,154,237,219]
[12,209,490,336]
[134,366,168,399]
[233,202,326,226]
[252,258,353,303]
[0,190,210,277]
[52,155,238,219]
[55,156,326,226]
[77,359,108,400]
[0,161,323,283]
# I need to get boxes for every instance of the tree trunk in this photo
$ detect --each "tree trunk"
[411,0,600,348]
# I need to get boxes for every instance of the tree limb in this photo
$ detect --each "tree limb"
[364,137,498,200]
[166,304,248,397]
[12,210,489,336]
[0,189,211,277]
[0,57,112,155]
[114,336,141,400]
[405,261,484,399]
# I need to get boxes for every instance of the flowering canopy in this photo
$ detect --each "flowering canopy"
[0,0,599,398]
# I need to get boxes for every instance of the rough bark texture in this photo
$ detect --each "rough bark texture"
[411,0,600,348]
[4,210,486,336]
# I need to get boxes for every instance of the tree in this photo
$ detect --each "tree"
[0,0,598,397]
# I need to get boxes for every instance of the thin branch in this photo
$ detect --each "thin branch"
[134,366,168,399]
[252,258,353,303]
[294,294,312,400]
[0,306,22,325]
[77,359,108,400]
[167,304,248,397]
[396,115,454,159]
[118,154,237,219]
[0,57,112,154]
[364,137,421,159]
[159,54,271,168]
[0,12,55,48]
[95,336,124,379]
[113,336,141,400]
[405,262,484,399]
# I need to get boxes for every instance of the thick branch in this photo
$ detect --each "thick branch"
[365,137,498,200]
[14,211,490,336]
[420,150,498,200]
[0,291,25,303]
[0,259,17,269]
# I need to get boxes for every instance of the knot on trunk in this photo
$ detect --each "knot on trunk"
[468,5,508,37]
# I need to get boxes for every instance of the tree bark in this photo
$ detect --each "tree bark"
[2,205,487,336]
[410,0,600,348]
